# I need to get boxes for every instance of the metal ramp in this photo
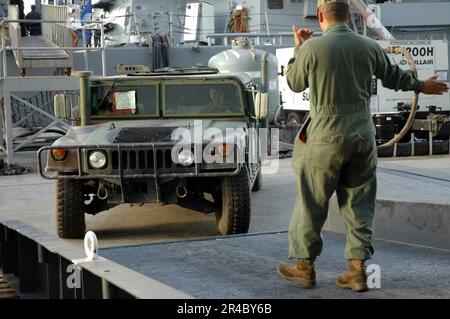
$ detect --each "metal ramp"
[100,231,450,299]
[0,220,190,299]
[0,156,449,298]
[4,4,107,78]
[19,35,71,68]
[7,4,73,76]
[1,219,449,299]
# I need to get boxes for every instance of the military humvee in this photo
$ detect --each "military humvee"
[38,68,269,239]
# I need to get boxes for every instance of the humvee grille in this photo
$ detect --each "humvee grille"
[111,149,179,171]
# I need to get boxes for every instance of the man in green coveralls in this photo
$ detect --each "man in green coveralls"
[277,0,449,292]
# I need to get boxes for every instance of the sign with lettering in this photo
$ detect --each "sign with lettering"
[398,45,435,67]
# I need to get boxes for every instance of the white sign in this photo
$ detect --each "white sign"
[393,45,435,70]
[376,40,449,113]
[276,40,449,114]
[114,91,136,110]
[276,47,311,112]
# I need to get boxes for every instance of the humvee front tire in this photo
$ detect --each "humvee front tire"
[215,168,251,235]
[56,179,86,239]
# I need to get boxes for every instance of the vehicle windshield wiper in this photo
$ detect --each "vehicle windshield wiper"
[94,80,118,113]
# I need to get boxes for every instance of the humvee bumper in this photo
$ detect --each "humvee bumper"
[37,144,242,180]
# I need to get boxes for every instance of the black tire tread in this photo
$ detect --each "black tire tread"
[217,168,251,235]
[56,179,86,238]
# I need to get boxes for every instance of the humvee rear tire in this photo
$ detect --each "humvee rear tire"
[56,179,86,239]
[215,168,251,235]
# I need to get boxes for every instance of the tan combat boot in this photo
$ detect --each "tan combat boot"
[336,259,368,292]
[277,259,316,288]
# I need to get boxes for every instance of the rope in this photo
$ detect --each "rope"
[229,9,249,33]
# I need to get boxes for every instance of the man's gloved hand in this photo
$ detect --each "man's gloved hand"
[292,25,314,47]
[422,75,449,95]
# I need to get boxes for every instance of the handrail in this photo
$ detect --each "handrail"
[0,19,105,26]
[205,31,323,46]
[1,47,104,51]
[0,18,107,77]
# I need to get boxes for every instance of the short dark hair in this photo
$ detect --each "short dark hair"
[319,3,350,22]
[31,5,36,10]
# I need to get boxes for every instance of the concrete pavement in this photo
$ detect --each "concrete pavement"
[0,151,449,249]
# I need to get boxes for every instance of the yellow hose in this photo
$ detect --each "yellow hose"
[377,47,419,149]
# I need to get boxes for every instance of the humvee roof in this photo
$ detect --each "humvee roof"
[91,72,253,86]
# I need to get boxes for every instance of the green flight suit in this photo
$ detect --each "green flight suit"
[286,22,423,260]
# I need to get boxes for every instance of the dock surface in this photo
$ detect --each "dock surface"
[100,231,450,299]
[0,152,449,248]
[1,152,450,298]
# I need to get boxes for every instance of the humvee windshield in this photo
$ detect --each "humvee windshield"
[90,80,244,118]
[91,84,158,117]
[164,83,244,116]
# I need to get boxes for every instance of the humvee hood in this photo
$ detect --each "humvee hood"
[52,119,248,146]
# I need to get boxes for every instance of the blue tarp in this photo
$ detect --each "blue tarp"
[77,0,92,45]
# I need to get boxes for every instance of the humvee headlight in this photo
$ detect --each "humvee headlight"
[178,149,194,166]
[51,148,67,161]
[89,151,107,169]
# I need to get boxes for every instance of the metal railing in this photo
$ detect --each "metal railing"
[1,4,107,77]
[0,19,107,77]
[0,5,108,164]
[205,31,323,46]
[41,4,71,49]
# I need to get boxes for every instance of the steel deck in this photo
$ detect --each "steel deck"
[21,36,68,61]
[100,231,450,299]
[14,36,72,69]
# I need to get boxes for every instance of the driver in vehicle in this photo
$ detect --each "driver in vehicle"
[201,87,236,113]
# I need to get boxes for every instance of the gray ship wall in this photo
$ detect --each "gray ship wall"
[0,45,278,77]
[96,0,450,77]
[96,0,317,46]
[67,45,285,75]
[379,1,450,27]
[73,47,154,75]
[3,0,449,75]
[2,0,449,87]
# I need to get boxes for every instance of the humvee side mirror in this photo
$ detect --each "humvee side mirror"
[255,92,268,120]
[54,93,74,121]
